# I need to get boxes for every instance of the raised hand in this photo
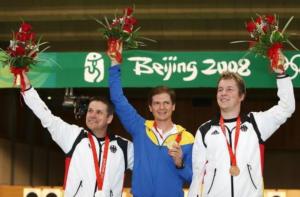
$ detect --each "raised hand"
[106,39,123,65]
[21,71,31,90]
[272,50,286,74]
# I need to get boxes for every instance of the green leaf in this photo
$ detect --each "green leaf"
[281,16,294,34]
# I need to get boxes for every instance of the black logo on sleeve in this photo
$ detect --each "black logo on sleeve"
[241,125,248,132]
[110,145,117,153]
[211,130,220,135]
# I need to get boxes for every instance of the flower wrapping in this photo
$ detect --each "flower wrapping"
[107,38,123,63]
[233,14,298,73]
[0,22,49,91]
[97,7,155,63]
[267,42,284,72]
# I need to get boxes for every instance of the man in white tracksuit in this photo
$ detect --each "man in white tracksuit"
[188,71,295,197]
[21,72,133,197]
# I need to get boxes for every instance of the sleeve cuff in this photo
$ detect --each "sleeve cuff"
[111,62,121,67]
[276,73,289,79]
[23,85,32,92]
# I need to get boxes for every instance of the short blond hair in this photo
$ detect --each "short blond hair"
[217,71,246,96]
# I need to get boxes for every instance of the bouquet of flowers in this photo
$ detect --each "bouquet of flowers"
[232,14,298,73]
[96,7,155,63]
[0,22,49,91]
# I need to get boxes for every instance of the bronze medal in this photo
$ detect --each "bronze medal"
[229,165,240,176]
[95,190,105,197]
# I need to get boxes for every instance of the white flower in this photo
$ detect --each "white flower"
[9,40,17,50]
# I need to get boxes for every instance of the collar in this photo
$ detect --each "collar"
[145,120,186,133]
[210,113,248,126]
[87,130,116,141]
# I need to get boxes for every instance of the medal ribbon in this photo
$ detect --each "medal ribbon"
[88,132,110,191]
[219,116,241,166]
[154,122,182,144]
[153,122,164,140]
[175,132,182,143]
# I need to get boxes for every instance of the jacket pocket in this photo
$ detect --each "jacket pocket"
[73,180,83,197]
[207,168,217,194]
[247,164,257,190]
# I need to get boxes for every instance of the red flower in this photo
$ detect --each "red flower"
[125,17,137,25]
[15,31,36,42]
[15,45,26,56]
[122,24,133,33]
[265,15,276,25]
[15,32,27,42]
[124,8,133,16]
[20,23,32,32]
[246,21,256,32]
[262,25,268,33]
[255,17,262,24]
[26,32,36,41]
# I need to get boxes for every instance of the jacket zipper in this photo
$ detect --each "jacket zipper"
[207,168,217,194]
[162,133,179,146]
[149,126,182,147]
[247,164,257,190]
[73,180,82,197]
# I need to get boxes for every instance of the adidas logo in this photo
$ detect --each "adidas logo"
[211,130,219,135]
[241,125,248,132]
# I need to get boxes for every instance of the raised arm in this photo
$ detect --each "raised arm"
[252,74,295,141]
[21,72,82,153]
[107,42,145,137]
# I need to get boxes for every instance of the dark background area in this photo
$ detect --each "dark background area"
[0,87,299,188]
[0,0,300,189]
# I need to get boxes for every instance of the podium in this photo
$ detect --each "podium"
[41,188,63,197]
[23,187,63,197]
[23,188,42,197]
[265,190,287,197]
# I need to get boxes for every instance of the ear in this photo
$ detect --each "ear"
[172,103,176,111]
[240,93,245,102]
[107,114,113,124]
[149,104,153,112]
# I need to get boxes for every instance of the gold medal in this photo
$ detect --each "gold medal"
[166,141,177,149]
[229,165,240,176]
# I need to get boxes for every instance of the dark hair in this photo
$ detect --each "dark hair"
[89,96,114,115]
[147,86,176,105]
[217,71,246,96]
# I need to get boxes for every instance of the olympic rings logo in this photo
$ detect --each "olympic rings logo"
[284,54,300,79]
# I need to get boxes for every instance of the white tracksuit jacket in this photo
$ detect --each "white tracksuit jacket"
[23,87,134,197]
[188,75,295,197]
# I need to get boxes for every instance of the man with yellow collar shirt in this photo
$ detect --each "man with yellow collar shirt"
[107,43,194,197]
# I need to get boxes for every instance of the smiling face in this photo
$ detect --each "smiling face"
[217,78,245,114]
[149,92,175,122]
[85,100,113,137]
